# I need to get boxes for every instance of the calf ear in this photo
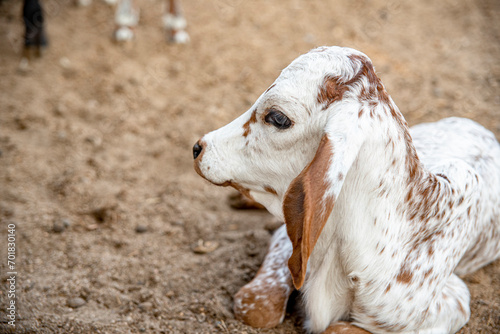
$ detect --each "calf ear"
[283,135,336,290]
[283,111,365,290]
[283,54,380,289]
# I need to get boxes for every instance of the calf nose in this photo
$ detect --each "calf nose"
[193,141,203,159]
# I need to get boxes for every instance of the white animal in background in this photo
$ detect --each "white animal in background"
[193,46,500,333]
[162,0,189,43]
[114,0,139,42]
[113,0,189,43]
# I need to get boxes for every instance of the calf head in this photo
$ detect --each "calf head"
[194,46,388,289]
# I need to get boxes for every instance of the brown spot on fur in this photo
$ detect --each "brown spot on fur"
[405,188,413,203]
[384,283,391,293]
[457,301,467,317]
[264,185,278,195]
[396,265,413,284]
[385,138,393,149]
[424,269,433,279]
[371,318,406,332]
[226,181,256,203]
[243,109,258,138]
[428,244,434,256]
[436,173,450,182]
[264,83,276,94]
[317,75,349,109]
[348,54,391,104]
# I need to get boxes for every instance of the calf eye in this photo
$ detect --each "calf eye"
[264,109,292,130]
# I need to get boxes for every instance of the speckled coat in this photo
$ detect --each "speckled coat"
[193,46,500,334]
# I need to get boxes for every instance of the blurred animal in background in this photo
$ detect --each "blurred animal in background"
[19,0,48,69]
[113,0,189,43]
[113,0,138,42]
[162,0,189,43]
[193,46,500,333]
[18,0,188,69]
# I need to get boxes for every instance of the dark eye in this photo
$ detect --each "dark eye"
[264,109,292,130]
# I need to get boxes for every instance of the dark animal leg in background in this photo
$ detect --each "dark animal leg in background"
[22,0,48,60]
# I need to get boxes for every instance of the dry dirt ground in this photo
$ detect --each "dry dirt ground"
[0,0,499,333]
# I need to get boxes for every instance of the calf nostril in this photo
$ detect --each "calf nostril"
[193,142,203,159]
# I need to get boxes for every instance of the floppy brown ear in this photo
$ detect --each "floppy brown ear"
[283,135,336,289]
[282,56,376,289]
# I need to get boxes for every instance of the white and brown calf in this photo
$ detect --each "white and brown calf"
[193,46,500,334]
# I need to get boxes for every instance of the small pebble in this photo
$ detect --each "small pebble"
[432,87,443,98]
[86,224,99,231]
[135,225,148,233]
[196,313,206,323]
[18,58,30,73]
[112,238,127,248]
[54,103,67,116]
[62,219,71,228]
[52,221,66,233]
[67,297,86,308]
[192,240,219,254]
[57,131,67,140]
[85,136,102,147]
[246,242,260,256]
[59,57,71,69]
[172,220,184,226]
[139,302,153,311]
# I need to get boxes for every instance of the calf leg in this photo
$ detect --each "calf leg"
[357,273,470,334]
[233,224,295,328]
[411,273,470,334]
[322,274,469,334]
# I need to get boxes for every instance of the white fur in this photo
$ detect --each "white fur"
[194,46,500,333]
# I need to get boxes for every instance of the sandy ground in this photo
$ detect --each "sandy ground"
[0,0,499,333]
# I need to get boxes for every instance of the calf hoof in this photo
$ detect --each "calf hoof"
[233,282,291,328]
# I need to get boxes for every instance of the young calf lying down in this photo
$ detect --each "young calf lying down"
[193,46,500,334]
